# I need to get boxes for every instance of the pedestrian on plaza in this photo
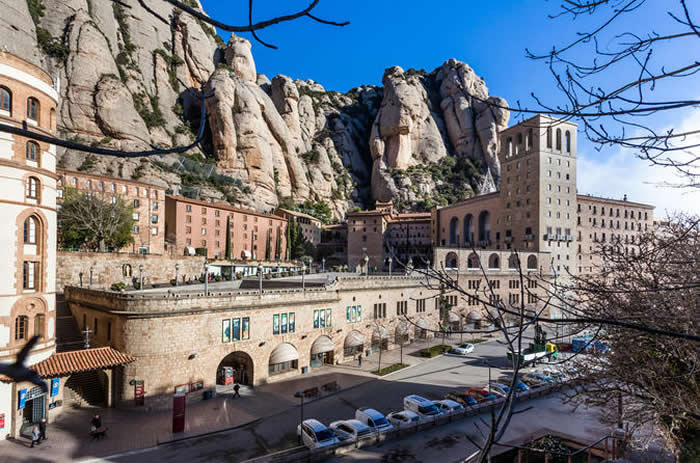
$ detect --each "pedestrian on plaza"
[233,383,241,398]
[358,353,362,367]
[90,414,102,432]
[39,418,47,441]
[30,425,41,448]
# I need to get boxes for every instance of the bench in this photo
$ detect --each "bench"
[322,381,340,392]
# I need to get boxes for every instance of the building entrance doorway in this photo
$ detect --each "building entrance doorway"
[20,386,46,435]
[310,336,335,368]
[217,351,254,386]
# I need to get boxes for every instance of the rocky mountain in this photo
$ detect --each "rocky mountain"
[1,0,509,220]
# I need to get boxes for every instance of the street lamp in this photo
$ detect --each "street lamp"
[204,259,209,296]
[89,266,94,286]
[294,391,305,445]
[387,257,393,277]
[139,264,144,291]
[175,263,180,287]
[301,264,307,292]
[483,360,492,393]
[258,263,263,294]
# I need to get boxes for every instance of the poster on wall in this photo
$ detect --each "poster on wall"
[326,309,332,327]
[232,318,241,341]
[273,314,280,335]
[174,383,190,394]
[281,313,288,334]
[51,378,59,397]
[18,389,27,410]
[313,310,319,328]
[357,305,362,322]
[289,313,295,333]
[346,306,351,322]
[351,306,357,322]
[222,319,231,343]
[319,309,325,328]
[242,317,250,340]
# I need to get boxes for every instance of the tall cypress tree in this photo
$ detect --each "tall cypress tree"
[225,216,232,260]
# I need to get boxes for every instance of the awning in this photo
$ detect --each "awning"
[447,312,460,323]
[241,249,252,259]
[396,322,409,336]
[344,331,365,348]
[269,343,299,364]
[0,347,136,380]
[372,326,388,341]
[310,336,335,355]
[185,246,196,256]
[415,318,429,330]
[467,311,483,321]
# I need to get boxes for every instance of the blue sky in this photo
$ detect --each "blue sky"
[200,0,700,215]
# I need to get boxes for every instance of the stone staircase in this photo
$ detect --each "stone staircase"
[65,371,105,407]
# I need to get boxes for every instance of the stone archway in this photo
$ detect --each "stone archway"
[217,351,254,386]
[310,335,335,368]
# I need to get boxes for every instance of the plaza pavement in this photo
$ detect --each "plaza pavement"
[0,335,481,462]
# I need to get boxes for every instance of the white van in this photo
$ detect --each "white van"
[355,407,394,433]
[403,395,442,420]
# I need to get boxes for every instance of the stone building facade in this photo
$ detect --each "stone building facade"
[64,276,441,408]
[275,208,322,246]
[319,223,347,267]
[347,201,432,271]
[56,169,167,254]
[164,195,288,261]
[0,52,58,439]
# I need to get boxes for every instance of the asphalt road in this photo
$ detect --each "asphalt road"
[103,335,548,463]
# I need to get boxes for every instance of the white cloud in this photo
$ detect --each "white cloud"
[576,112,700,218]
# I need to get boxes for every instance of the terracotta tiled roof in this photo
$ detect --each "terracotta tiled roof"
[1,347,136,381]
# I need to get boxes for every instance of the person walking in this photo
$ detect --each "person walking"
[233,383,241,399]
[358,353,362,367]
[30,425,41,448]
[90,414,102,432]
[39,418,47,441]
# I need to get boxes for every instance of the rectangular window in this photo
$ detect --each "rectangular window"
[133,225,139,233]
[281,313,288,333]
[289,313,295,333]
[242,317,250,340]
[325,309,331,328]
[23,261,36,289]
[132,212,140,220]
[151,215,158,224]
[201,228,207,235]
[186,205,192,212]
[232,318,241,341]
[153,202,159,210]
[151,227,158,236]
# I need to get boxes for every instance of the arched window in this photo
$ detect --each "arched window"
[488,253,500,270]
[508,254,519,270]
[565,131,571,153]
[0,86,11,113]
[546,127,552,148]
[50,108,56,132]
[527,255,537,270]
[506,137,512,157]
[464,214,474,244]
[23,216,37,244]
[15,315,28,340]
[26,141,39,162]
[526,128,533,150]
[516,133,522,155]
[34,314,45,338]
[27,97,40,122]
[478,210,491,243]
[445,252,458,270]
[26,177,39,199]
[468,252,480,269]
[449,217,459,245]
[555,129,562,151]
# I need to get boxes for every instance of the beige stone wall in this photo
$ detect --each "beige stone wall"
[56,251,206,290]
[64,276,441,408]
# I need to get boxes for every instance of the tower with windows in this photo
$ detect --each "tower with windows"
[0,52,59,438]
[497,114,578,275]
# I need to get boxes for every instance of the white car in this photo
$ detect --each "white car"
[434,399,465,415]
[355,407,394,433]
[387,410,421,427]
[483,385,507,398]
[448,343,475,356]
[297,419,340,449]
[329,419,374,442]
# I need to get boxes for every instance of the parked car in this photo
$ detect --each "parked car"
[329,419,374,442]
[297,419,340,449]
[523,372,555,385]
[518,375,545,388]
[483,385,506,398]
[540,367,565,382]
[448,343,474,356]
[434,399,465,415]
[446,391,478,407]
[403,395,443,419]
[488,382,511,396]
[498,377,531,393]
[466,388,498,402]
[355,408,394,433]
[387,410,421,427]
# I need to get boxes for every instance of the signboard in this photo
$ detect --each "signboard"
[319,309,325,328]
[273,314,280,335]
[174,383,190,395]
[281,313,287,334]
[232,318,241,341]
[51,378,60,397]
[326,309,331,328]
[222,319,231,343]
[134,380,145,406]
[242,317,250,340]
[289,313,295,333]
[0,413,4,429]
[190,380,204,392]
[18,388,27,410]
[313,310,319,328]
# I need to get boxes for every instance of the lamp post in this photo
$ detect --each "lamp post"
[258,263,263,294]
[175,263,180,287]
[301,264,306,292]
[483,360,492,393]
[294,391,305,445]
[388,257,393,277]
[139,264,144,291]
[204,259,209,296]
[89,266,94,286]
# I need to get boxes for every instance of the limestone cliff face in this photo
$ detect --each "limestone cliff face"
[1,0,508,218]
